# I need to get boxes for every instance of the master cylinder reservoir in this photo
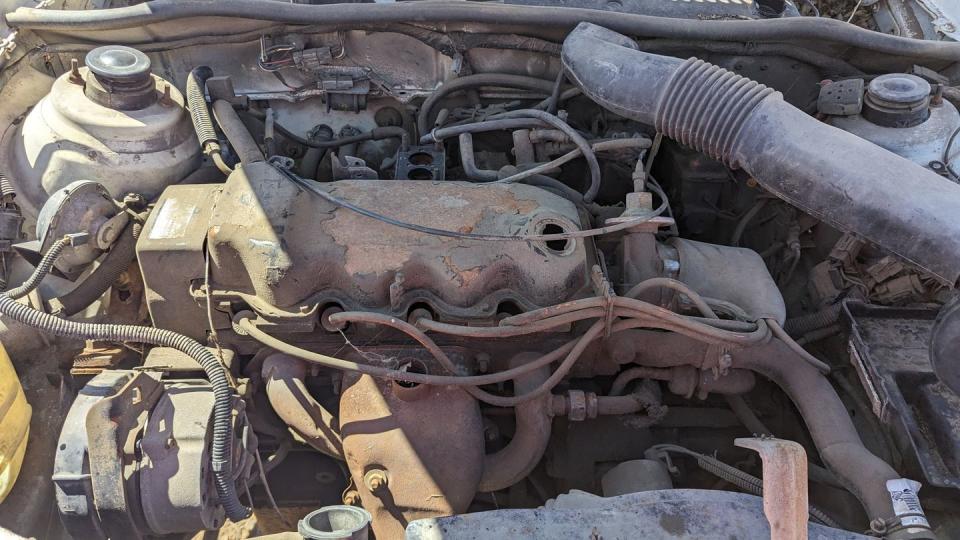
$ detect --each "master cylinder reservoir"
[824,74,960,178]
[7,45,200,221]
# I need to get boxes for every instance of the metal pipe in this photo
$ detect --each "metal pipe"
[262,353,344,460]
[562,22,960,285]
[478,353,552,492]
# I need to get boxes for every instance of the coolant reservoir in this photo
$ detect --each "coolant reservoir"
[8,45,200,221]
[0,341,29,503]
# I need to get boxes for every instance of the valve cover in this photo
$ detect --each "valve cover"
[136,162,592,338]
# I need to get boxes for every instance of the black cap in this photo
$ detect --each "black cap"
[82,45,156,110]
[863,73,931,128]
[85,45,151,83]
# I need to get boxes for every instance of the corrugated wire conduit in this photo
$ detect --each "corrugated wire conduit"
[0,239,250,521]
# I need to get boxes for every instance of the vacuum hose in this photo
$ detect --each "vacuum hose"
[0,241,250,522]
[561,22,960,286]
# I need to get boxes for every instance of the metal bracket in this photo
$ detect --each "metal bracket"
[735,437,809,540]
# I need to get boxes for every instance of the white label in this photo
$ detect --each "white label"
[148,198,196,240]
[886,478,931,529]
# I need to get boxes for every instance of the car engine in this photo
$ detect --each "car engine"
[0,1,960,539]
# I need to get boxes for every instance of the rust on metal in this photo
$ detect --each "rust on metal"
[735,437,809,540]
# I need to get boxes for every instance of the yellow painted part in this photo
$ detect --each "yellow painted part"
[0,343,30,503]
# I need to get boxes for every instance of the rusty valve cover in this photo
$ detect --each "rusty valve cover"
[136,162,592,338]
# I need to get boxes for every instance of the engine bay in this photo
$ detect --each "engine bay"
[0,1,959,538]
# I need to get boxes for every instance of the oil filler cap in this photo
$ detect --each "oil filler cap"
[863,73,931,128]
[83,45,156,110]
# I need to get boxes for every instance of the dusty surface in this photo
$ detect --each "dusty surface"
[813,0,878,29]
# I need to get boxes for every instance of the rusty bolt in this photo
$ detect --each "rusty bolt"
[159,83,174,107]
[363,469,389,492]
[746,177,759,188]
[68,58,83,85]
[343,490,361,506]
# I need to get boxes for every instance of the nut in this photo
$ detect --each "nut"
[342,489,361,506]
[363,469,388,492]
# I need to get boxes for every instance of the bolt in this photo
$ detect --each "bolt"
[475,352,491,373]
[343,490,361,506]
[159,83,174,107]
[123,193,147,211]
[363,469,388,492]
[932,87,944,106]
[68,58,83,85]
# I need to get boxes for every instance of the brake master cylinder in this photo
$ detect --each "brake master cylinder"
[7,45,200,221]
[823,74,960,177]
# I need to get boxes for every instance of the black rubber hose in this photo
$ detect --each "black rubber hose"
[783,303,843,337]
[417,73,558,134]
[49,222,142,317]
[212,100,264,165]
[248,109,410,150]
[7,1,960,63]
[458,133,499,181]
[0,237,250,522]
[5,237,70,299]
[296,126,409,150]
[562,22,960,285]
[634,39,864,77]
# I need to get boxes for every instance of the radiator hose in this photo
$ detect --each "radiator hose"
[561,22,960,286]
[0,241,250,522]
